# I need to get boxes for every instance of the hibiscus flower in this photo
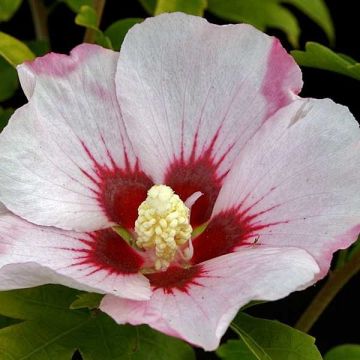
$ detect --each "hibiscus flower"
[0,13,359,350]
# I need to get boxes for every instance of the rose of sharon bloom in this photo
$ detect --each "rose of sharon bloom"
[0,13,359,350]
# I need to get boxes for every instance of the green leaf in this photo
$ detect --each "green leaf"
[78,319,196,360]
[208,0,299,47]
[155,0,207,16]
[75,4,98,30]
[240,300,267,311]
[325,344,360,360]
[348,234,360,260]
[292,42,360,81]
[0,285,195,359]
[0,57,18,101]
[0,0,22,22]
[95,33,112,49]
[104,18,143,50]
[218,312,322,360]
[138,0,208,15]
[0,322,75,360]
[138,0,157,14]
[63,0,92,12]
[335,248,349,269]
[70,292,103,310]
[26,39,50,56]
[217,339,261,360]
[75,5,112,49]
[0,31,35,67]
[335,235,360,269]
[283,0,334,44]
[0,285,82,321]
[0,106,14,131]
[0,315,19,329]
[207,0,334,48]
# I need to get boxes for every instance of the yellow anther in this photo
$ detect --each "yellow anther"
[135,185,192,271]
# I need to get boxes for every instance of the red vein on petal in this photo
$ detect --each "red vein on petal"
[146,265,205,294]
[79,141,153,229]
[166,128,233,227]
[191,208,289,264]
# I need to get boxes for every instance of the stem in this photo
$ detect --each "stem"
[83,0,106,43]
[295,249,360,332]
[28,0,49,41]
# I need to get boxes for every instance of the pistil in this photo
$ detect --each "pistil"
[135,185,193,270]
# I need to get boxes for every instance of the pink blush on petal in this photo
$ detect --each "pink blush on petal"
[262,38,302,119]
[73,229,144,275]
[23,44,101,77]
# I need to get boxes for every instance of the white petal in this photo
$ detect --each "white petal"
[0,44,152,231]
[116,13,302,225]
[118,13,302,181]
[212,98,360,278]
[100,246,318,350]
[0,207,151,300]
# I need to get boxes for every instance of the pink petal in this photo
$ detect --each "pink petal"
[0,44,153,231]
[116,13,302,226]
[212,98,360,279]
[0,206,151,300]
[100,246,319,350]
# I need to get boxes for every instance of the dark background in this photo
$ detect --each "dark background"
[1,0,359,357]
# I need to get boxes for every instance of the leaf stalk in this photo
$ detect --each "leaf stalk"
[28,0,49,41]
[84,0,106,43]
[295,249,360,332]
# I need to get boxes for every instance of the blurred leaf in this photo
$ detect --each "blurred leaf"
[70,292,103,310]
[240,300,267,311]
[217,312,322,360]
[75,4,98,30]
[0,32,35,67]
[0,57,18,101]
[208,0,334,48]
[0,107,14,131]
[283,0,334,44]
[348,234,360,260]
[26,39,50,56]
[0,0,22,22]
[335,235,360,269]
[335,248,348,269]
[0,315,19,329]
[95,33,112,49]
[208,0,299,47]
[63,0,92,12]
[325,344,360,360]
[105,18,143,50]
[0,285,195,359]
[138,0,157,14]
[292,42,360,80]
[155,0,207,16]
[217,339,260,360]
[75,5,112,48]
